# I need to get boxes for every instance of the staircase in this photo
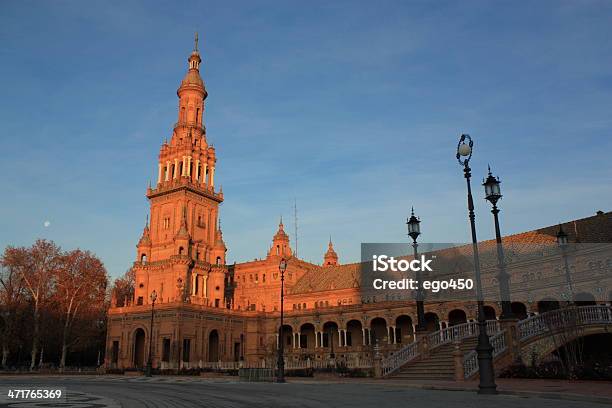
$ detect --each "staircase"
[392,338,477,380]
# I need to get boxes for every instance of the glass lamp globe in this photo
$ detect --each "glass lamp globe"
[458,142,471,157]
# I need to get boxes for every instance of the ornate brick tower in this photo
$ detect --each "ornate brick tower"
[132,35,227,308]
[323,238,338,266]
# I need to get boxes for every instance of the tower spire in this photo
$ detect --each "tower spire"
[194,32,199,52]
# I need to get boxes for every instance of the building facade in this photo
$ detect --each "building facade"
[105,40,612,371]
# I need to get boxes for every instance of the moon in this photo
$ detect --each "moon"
[43,221,51,228]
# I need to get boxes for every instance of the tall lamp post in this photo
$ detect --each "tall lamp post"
[556,225,574,304]
[407,208,426,333]
[483,167,514,320]
[456,134,497,395]
[276,258,288,383]
[145,290,157,377]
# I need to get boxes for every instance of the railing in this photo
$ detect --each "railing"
[463,330,507,379]
[518,305,612,341]
[428,320,501,349]
[201,361,242,370]
[380,319,501,377]
[381,341,420,376]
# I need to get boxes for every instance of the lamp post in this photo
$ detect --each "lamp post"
[483,166,514,320]
[145,290,157,377]
[556,225,574,304]
[456,134,497,395]
[276,258,288,383]
[407,207,426,333]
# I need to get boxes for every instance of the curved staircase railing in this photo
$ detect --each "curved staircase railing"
[464,305,612,379]
[463,330,507,379]
[381,319,501,376]
[518,304,612,341]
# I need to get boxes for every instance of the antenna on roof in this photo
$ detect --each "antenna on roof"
[294,198,299,258]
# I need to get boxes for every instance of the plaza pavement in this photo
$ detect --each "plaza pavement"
[0,375,610,408]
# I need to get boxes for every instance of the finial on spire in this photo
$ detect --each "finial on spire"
[145,213,149,228]
[194,32,199,52]
[411,206,415,216]
[279,215,283,227]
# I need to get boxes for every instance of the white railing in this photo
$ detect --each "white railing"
[463,330,507,379]
[381,341,420,376]
[201,361,242,370]
[428,320,501,349]
[518,305,612,341]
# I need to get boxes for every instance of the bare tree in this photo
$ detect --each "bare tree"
[0,264,26,367]
[55,249,108,370]
[2,240,61,370]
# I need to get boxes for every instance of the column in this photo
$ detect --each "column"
[412,324,417,342]
[202,275,208,299]
[210,166,215,187]
[165,161,170,181]
[338,329,342,347]
[203,163,208,184]
[187,156,192,178]
[191,273,197,295]
[387,327,393,344]
[195,159,200,181]
[343,330,347,347]
[173,158,178,179]
[292,333,296,349]
[157,163,162,184]
[362,328,366,345]
[315,331,319,348]
[182,156,187,176]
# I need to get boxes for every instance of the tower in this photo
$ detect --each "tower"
[267,217,293,259]
[323,238,338,267]
[131,35,226,308]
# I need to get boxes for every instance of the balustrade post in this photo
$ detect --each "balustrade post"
[453,339,464,381]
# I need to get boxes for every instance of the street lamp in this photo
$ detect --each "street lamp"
[145,290,157,377]
[276,258,288,383]
[556,225,574,303]
[407,207,426,333]
[483,166,514,320]
[456,134,497,395]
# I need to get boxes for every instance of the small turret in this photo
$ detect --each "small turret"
[268,217,292,258]
[137,215,152,263]
[323,237,338,267]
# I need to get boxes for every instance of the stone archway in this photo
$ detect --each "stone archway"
[424,312,439,331]
[511,302,528,320]
[133,328,146,368]
[574,292,596,306]
[346,320,363,347]
[538,298,560,313]
[395,315,414,343]
[483,306,497,320]
[208,329,219,362]
[370,318,388,345]
[322,321,339,353]
[448,309,467,326]
[300,323,316,350]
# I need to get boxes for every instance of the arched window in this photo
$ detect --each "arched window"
[181,107,186,122]
[179,247,184,255]
[276,245,280,255]
[216,256,221,265]
[196,108,200,124]
[140,254,147,264]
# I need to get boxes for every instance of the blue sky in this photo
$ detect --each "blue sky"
[1,1,611,279]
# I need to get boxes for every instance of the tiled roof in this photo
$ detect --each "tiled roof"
[289,211,612,294]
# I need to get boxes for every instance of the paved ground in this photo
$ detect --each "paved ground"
[0,376,610,408]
